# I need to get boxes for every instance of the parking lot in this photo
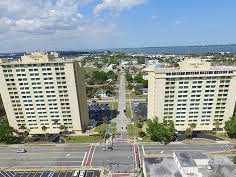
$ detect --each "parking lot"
[0,170,100,177]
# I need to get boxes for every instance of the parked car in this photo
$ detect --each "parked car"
[79,170,86,177]
[73,170,79,177]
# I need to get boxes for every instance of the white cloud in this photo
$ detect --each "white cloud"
[94,0,145,15]
[0,0,83,34]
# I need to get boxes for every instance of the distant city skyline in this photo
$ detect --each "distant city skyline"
[1,0,236,53]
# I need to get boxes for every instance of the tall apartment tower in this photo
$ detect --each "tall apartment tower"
[0,52,89,134]
[148,58,236,131]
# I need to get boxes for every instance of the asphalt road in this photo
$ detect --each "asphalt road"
[141,143,234,155]
[92,143,135,173]
[0,144,89,168]
[112,71,130,134]
[0,142,234,172]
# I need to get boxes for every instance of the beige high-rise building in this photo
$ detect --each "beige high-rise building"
[0,52,89,134]
[148,58,236,131]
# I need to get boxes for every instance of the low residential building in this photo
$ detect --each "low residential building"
[174,152,209,177]
[147,58,236,131]
[143,156,182,177]
[143,152,236,177]
[0,52,89,135]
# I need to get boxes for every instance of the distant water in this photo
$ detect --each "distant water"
[1,44,236,58]
[112,44,236,55]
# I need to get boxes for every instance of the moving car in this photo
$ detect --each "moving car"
[16,148,27,153]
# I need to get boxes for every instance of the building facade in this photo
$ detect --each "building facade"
[0,52,89,134]
[148,59,236,131]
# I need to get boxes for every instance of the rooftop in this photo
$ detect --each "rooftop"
[0,52,73,65]
[148,58,236,74]
[144,157,182,177]
[175,152,197,167]
[144,154,236,177]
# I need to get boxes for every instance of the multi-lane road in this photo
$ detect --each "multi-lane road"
[112,71,130,134]
[0,142,233,170]
[0,143,138,173]
[0,144,88,168]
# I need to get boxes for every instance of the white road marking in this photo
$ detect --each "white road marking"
[137,144,141,167]
[84,145,93,166]
[133,144,137,169]
[89,145,96,166]
[142,145,145,156]
[81,152,87,166]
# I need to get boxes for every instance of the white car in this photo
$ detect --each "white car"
[79,170,86,177]
[16,148,27,153]
[73,170,79,177]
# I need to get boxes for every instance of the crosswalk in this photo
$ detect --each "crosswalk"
[113,138,129,143]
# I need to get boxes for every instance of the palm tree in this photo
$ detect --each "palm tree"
[59,125,66,135]
[41,125,47,132]
[189,123,196,130]
[19,125,26,131]
[185,123,197,139]
[41,126,48,141]
[214,119,221,132]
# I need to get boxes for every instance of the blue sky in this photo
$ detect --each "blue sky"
[0,0,236,52]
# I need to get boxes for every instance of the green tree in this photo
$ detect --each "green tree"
[214,119,221,132]
[135,121,143,129]
[233,156,236,164]
[94,123,108,138]
[92,71,108,84]
[225,116,236,138]
[185,127,192,139]
[146,119,175,144]
[41,126,48,140]
[142,80,148,88]
[134,73,144,84]
[19,125,29,138]
[41,126,47,132]
[190,123,196,129]
[138,131,146,138]
[59,124,67,135]
[0,119,19,144]
[107,71,117,81]
[126,73,133,83]
[185,123,196,139]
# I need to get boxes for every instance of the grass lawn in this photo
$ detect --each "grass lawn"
[110,101,118,111]
[127,124,139,138]
[126,103,132,119]
[65,135,102,143]
[127,124,153,142]
[138,136,153,142]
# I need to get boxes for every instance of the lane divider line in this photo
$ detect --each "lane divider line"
[81,152,87,166]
